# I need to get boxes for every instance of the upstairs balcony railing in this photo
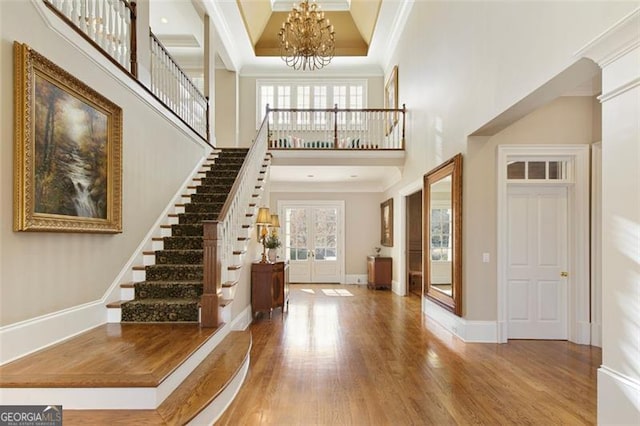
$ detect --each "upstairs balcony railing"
[42,0,209,143]
[267,105,406,151]
[150,32,208,138]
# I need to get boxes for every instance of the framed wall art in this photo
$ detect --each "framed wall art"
[381,197,394,247]
[384,65,398,135]
[14,42,122,233]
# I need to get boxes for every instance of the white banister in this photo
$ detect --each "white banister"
[267,106,406,150]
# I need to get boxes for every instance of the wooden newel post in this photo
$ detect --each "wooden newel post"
[129,2,138,78]
[401,103,406,150]
[202,220,222,327]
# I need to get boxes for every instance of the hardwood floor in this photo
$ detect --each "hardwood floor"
[217,284,600,425]
[0,323,222,387]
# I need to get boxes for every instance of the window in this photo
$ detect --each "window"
[430,206,451,261]
[256,79,367,127]
[506,160,570,181]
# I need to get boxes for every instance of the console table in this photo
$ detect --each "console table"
[251,261,289,319]
[367,256,392,290]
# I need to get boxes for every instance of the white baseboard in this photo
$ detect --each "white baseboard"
[598,366,640,424]
[231,305,253,331]
[423,298,498,343]
[591,322,602,348]
[392,279,406,296]
[0,301,105,365]
[345,274,367,285]
[574,321,592,345]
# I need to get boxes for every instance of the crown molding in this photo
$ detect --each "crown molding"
[575,7,640,67]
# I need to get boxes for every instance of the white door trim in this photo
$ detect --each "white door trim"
[497,144,590,344]
[277,200,346,284]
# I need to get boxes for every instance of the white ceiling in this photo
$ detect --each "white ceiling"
[151,0,413,75]
[270,165,401,192]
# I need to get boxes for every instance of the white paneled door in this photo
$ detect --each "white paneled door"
[507,186,568,339]
[281,202,344,283]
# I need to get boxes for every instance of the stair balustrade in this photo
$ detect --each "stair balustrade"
[42,0,210,142]
[201,119,270,327]
[267,105,406,151]
[43,0,137,76]
[150,31,208,139]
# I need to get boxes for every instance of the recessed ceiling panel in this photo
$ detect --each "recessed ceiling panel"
[255,11,369,57]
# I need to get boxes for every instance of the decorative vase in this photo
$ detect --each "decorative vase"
[268,248,277,262]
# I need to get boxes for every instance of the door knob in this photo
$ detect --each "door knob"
[560,271,568,277]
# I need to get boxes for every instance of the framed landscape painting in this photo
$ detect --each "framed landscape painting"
[13,42,122,233]
[384,65,398,136]
[381,197,394,247]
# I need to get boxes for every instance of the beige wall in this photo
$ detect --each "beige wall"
[215,69,239,147]
[463,96,600,320]
[382,0,635,320]
[239,76,385,147]
[0,1,207,325]
[269,192,381,276]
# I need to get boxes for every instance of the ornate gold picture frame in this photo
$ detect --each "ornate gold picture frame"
[384,65,398,135]
[14,42,122,233]
[381,197,394,247]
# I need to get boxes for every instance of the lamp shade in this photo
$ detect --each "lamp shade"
[270,214,280,228]
[256,207,271,225]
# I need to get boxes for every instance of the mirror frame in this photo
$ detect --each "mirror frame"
[423,153,463,316]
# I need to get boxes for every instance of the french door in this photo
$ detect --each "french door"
[278,201,344,283]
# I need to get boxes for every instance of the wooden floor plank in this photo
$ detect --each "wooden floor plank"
[217,284,601,425]
[0,323,223,387]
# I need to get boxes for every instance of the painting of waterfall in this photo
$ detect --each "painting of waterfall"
[13,42,122,233]
[33,75,108,218]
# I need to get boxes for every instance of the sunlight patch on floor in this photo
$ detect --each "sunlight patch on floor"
[321,289,353,297]
[300,289,315,294]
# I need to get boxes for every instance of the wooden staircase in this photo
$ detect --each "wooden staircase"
[107,148,269,325]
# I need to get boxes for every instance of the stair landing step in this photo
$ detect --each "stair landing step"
[0,323,224,388]
[157,331,251,425]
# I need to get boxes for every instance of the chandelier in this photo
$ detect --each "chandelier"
[278,0,335,71]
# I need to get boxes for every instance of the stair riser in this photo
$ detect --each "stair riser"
[155,250,203,265]
[196,185,233,194]
[171,224,203,237]
[205,171,238,179]
[135,283,203,299]
[178,213,218,224]
[190,193,228,203]
[199,177,236,187]
[163,237,203,250]
[146,265,203,281]
[211,164,243,171]
[121,302,199,322]
[184,203,223,214]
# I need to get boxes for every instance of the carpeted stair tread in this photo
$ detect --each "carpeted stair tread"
[145,264,203,281]
[121,298,199,322]
[184,202,224,214]
[135,281,203,299]
[170,224,203,237]
[162,236,203,250]
[178,212,219,224]
[154,250,203,265]
[189,193,229,203]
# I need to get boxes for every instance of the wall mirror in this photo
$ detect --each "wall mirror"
[423,153,462,316]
